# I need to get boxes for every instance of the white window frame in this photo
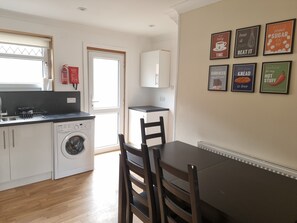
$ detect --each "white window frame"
[0,31,53,91]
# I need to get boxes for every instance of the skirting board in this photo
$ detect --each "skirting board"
[198,141,297,180]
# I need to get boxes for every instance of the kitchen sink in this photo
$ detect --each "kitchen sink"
[1,116,18,122]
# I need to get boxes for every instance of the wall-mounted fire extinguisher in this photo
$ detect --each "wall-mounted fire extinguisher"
[61,65,79,90]
[61,64,69,84]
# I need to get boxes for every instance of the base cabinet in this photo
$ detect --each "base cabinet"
[128,107,169,148]
[0,127,10,183]
[0,123,52,186]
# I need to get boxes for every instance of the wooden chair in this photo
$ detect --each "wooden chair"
[140,116,166,145]
[153,148,203,223]
[118,134,160,223]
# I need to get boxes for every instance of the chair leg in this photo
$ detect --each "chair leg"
[126,210,133,223]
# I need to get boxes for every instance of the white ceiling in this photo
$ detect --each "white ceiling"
[0,0,221,37]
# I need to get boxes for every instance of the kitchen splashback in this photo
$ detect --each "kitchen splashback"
[0,91,80,116]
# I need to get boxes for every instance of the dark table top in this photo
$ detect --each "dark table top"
[150,141,297,223]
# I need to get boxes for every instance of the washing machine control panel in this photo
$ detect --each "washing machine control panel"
[57,122,89,132]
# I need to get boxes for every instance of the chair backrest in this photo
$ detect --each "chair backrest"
[118,134,157,223]
[153,148,203,223]
[140,116,166,146]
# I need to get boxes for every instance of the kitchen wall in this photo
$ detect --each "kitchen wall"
[176,0,297,170]
[0,9,156,135]
[149,33,178,142]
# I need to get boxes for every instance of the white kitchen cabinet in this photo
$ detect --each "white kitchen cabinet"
[0,123,52,184]
[128,106,169,148]
[0,127,10,183]
[140,50,170,88]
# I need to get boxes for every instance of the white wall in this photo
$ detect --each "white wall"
[150,33,178,142]
[176,0,297,169]
[0,9,154,135]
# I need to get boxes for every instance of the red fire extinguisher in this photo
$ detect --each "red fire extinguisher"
[61,64,68,84]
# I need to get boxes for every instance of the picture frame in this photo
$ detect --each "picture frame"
[231,63,257,92]
[208,65,229,91]
[210,30,231,60]
[263,19,296,55]
[234,25,261,58]
[260,61,292,94]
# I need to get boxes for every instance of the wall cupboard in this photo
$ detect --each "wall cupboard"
[140,50,170,88]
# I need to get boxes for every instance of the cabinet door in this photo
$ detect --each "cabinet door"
[128,109,169,147]
[10,123,52,180]
[140,50,170,88]
[128,109,145,148]
[0,127,10,183]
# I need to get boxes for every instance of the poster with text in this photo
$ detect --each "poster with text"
[260,61,292,94]
[231,63,256,92]
[208,65,229,91]
[264,19,296,55]
[210,31,231,60]
[234,25,260,58]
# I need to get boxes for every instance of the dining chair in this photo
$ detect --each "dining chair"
[140,116,166,145]
[153,148,203,223]
[118,134,160,223]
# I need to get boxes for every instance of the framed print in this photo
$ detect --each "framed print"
[231,63,256,92]
[234,25,261,58]
[260,61,292,94]
[263,19,296,55]
[210,30,231,60]
[208,65,229,91]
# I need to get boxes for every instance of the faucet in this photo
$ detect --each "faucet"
[0,97,2,120]
[0,97,7,120]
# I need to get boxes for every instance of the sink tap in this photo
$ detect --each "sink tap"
[0,97,2,119]
[0,97,7,120]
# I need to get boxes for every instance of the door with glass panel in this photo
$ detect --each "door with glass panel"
[88,49,125,154]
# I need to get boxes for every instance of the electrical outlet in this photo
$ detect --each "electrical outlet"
[67,97,76,103]
[160,96,165,102]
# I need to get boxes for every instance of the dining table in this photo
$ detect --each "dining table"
[118,141,297,223]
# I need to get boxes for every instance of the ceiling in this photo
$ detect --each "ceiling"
[0,0,221,37]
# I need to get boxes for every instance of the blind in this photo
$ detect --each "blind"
[0,32,51,48]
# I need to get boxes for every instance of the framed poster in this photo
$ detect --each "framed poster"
[210,31,231,60]
[263,19,296,55]
[231,63,256,92]
[234,25,261,58]
[260,61,292,94]
[208,65,229,91]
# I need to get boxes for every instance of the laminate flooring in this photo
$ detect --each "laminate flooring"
[0,151,142,223]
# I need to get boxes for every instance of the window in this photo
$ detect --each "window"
[0,31,52,91]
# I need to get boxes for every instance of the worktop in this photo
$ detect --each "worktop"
[0,112,95,127]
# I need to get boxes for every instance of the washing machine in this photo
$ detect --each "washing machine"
[53,119,94,179]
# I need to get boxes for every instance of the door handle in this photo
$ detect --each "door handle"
[12,129,15,148]
[3,131,6,149]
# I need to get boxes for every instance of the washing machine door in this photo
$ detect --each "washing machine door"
[61,132,89,159]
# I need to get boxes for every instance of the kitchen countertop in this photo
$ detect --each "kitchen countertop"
[129,105,169,112]
[0,112,95,127]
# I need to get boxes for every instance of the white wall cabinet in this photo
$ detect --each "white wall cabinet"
[128,106,169,148]
[0,123,52,185]
[140,50,170,88]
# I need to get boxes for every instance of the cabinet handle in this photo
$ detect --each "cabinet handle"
[3,131,6,149]
[155,74,159,85]
[12,129,15,148]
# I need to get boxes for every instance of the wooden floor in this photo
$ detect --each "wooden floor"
[0,151,141,223]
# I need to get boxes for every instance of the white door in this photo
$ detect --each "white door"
[88,49,125,154]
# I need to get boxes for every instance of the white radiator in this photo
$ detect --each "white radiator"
[198,141,297,180]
